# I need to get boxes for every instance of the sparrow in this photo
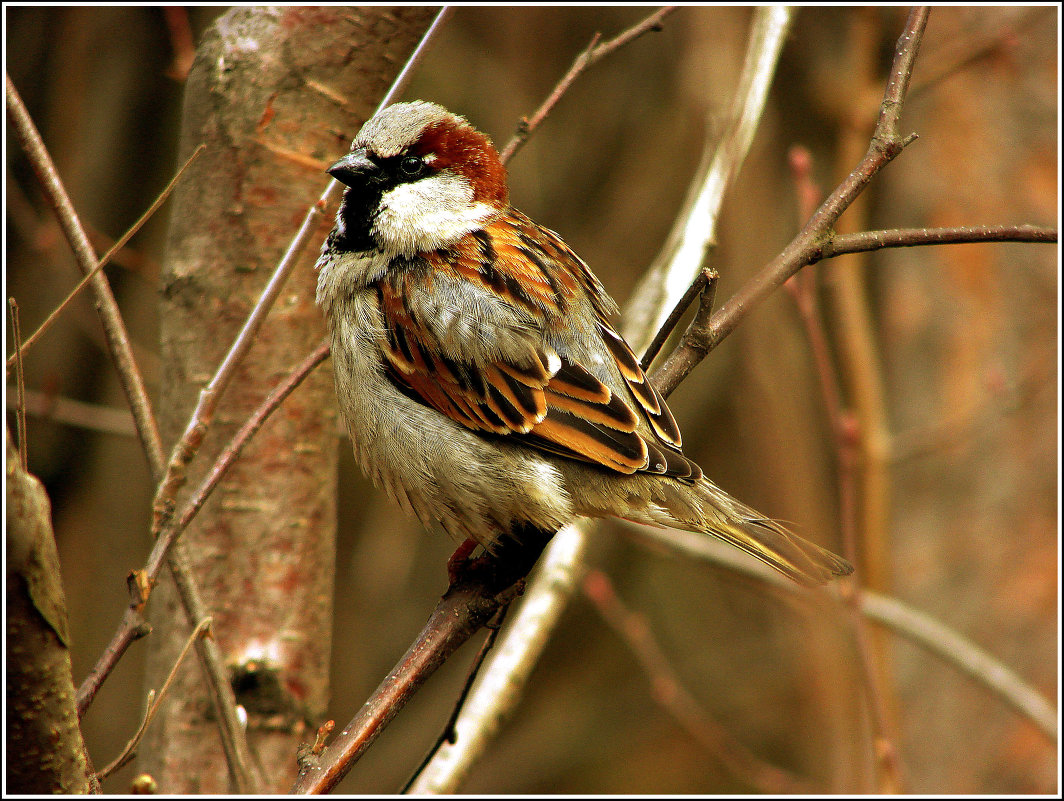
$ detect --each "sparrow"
[315,100,853,587]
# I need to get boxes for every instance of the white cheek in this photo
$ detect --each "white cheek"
[374,172,497,255]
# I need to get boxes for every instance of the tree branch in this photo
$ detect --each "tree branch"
[497,7,677,165]
[621,522,1057,744]
[7,71,261,793]
[704,7,931,351]
[406,8,796,794]
[822,223,1056,256]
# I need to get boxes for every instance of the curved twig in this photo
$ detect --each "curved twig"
[498,7,677,165]
[95,618,214,781]
[73,7,453,753]
[622,522,1057,744]
[7,72,261,793]
[406,8,796,794]
[6,144,205,370]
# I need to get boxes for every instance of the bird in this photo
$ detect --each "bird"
[315,100,853,587]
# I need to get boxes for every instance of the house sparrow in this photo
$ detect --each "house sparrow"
[316,101,853,587]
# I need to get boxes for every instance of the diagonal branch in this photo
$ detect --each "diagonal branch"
[405,8,797,795]
[498,7,677,165]
[6,72,262,793]
[705,7,931,351]
[72,10,453,766]
[623,522,1057,744]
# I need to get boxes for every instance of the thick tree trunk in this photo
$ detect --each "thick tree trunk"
[142,6,439,792]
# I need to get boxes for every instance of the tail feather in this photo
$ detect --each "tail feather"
[661,479,854,587]
[712,514,853,587]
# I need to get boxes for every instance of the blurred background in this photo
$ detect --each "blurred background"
[5,5,1058,794]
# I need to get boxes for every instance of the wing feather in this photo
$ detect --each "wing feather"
[374,214,701,480]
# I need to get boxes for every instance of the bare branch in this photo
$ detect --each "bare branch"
[646,269,718,399]
[6,72,261,790]
[582,569,814,794]
[5,72,165,471]
[822,224,1057,256]
[291,531,548,794]
[705,7,932,351]
[8,299,28,469]
[623,521,1057,744]
[638,268,713,372]
[858,593,1057,742]
[498,7,677,165]
[95,618,213,781]
[4,388,136,437]
[7,145,205,369]
[407,9,795,794]
[625,6,795,351]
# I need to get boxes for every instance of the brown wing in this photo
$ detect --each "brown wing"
[375,215,702,481]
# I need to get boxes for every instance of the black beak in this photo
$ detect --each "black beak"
[327,149,380,188]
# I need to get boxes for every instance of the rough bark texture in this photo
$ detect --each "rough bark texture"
[6,430,96,794]
[142,6,438,792]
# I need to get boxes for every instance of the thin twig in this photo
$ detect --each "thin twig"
[6,74,261,792]
[291,533,543,794]
[704,7,930,352]
[639,268,711,372]
[7,144,205,369]
[620,522,1057,744]
[95,618,214,780]
[625,6,794,353]
[8,299,28,470]
[822,224,1056,255]
[786,255,904,791]
[858,593,1057,742]
[582,569,814,794]
[147,342,331,581]
[4,388,136,437]
[815,16,903,788]
[646,269,718,399]
[75,612,153,716]
[498,7,677,165]
[408,9,794,794]
[401,604,512,793]
[6,72,165,472]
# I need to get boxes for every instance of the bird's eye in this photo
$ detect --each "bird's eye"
[400,156,424,176]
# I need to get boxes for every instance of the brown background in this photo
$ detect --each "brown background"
[5,6,1058,794]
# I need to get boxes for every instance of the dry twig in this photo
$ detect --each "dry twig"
[622,522,1057,744]
[6,71,261,792]
[6,145,204,370]
[582,569,814,794]
[497,7,677,165]
[95,618,214,780]
[405,8,795,794]
[72,10,452,768]
[8,299,28,469]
